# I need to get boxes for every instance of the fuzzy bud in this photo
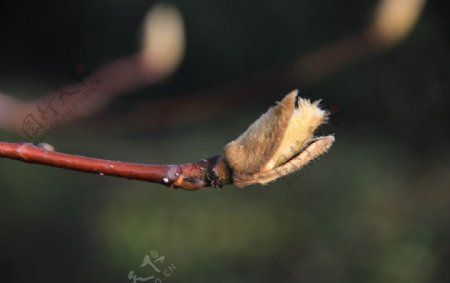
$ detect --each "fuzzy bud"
[224,90,334,187]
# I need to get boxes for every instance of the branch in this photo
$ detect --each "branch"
[0,91,335,190]
[0,142,230,190]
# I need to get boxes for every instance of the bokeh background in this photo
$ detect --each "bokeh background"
[1,0,449,282]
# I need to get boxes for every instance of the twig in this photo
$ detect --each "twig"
[0,142,230,190]
[0,91,335,190]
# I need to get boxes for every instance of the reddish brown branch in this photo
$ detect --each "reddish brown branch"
[0,91,336,190]
[0,142,231,190]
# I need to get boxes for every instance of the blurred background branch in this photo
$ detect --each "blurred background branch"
[0,0,426,135]
[0,4,185,136]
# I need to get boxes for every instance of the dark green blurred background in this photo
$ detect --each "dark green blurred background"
[1,0,449,282]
